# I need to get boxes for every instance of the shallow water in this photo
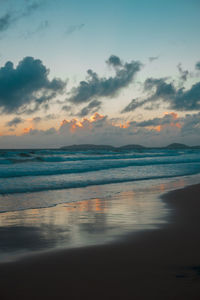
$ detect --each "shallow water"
[0,148,200,261]
[1,173,200,262]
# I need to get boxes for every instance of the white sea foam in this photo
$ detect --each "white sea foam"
[0,148,199,196]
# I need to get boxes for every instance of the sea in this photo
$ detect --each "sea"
[0,147,200,261]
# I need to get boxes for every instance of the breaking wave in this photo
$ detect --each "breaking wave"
[0,148,200,194]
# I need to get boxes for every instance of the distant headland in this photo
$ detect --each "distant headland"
[60,143,200,151]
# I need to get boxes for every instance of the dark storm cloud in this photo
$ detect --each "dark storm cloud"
[6,117,24,127]
[68,55,142,104]
[77,100,102,117]
[195,61,200,70]
[0,56,66,114]
[122,76,200,112]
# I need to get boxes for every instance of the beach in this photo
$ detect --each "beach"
[0,182,200,300]
[1,0,199,298]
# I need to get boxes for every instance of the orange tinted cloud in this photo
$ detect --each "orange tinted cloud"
[155,125,161,132]
[154,122,182,132]
[151,112,182,132]
[113,122,130,129]
[60,112,182,135]
[175,123,181,128]
[89,112,105,122]
[164,112,178,119]
[23,127,33,134]
[60,113,106,133]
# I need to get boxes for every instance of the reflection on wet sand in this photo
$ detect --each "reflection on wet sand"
[0,176,198,262]
[63,197,107,213]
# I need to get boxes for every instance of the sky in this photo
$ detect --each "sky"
[0,0,200,148]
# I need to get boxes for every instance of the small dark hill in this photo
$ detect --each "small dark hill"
[60,144,116,151]
[165,143,190,149]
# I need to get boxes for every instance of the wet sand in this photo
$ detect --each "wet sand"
[1,183,200,300]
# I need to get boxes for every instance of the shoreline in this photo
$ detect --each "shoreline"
[1,183,200,299]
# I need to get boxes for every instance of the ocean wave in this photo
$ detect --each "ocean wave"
[10,157,43,164]
[38,152,180,162]
[0,156,200,178]
[0,170,199,195]
[0,151,181,164]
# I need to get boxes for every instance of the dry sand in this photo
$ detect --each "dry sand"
[1,183,200,299]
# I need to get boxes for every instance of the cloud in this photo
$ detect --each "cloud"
[58,112,181,144]
[0,56,66,114]
[177,63,189,82]
[25,127,57,135]
[134,112,179,127]
[21,1,44,17]
[31,114,58,123]
[122,98,147,113]
[6,117,24,127]
[62,105,71,112]
[60,113,107,134]
[106,55,122,67]
[171,82,200,111]
[180,112,200,135]
[195,61,200,70]
[22,20,49,39]
[68,55,142,104]
[65,24,85,36]
[0,13,12,32]
[45,113,58,120]
[77,100,102,117]
[122,76,200,112]
[0,1,43,33]
[32,116,42,123]
[2,112,200,148]
[148,56,159,62]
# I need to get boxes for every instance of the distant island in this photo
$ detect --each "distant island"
[60,143,200,151]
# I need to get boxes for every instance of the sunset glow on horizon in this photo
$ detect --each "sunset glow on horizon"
[0,0,200,147]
